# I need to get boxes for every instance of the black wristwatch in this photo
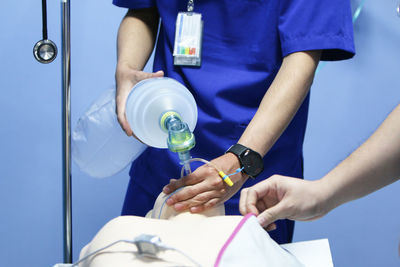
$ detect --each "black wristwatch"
[226,143,264,178]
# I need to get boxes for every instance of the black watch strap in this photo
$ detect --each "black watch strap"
[226,143,264,178]
[226,143,248,158]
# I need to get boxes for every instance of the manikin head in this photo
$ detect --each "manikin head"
[78,190,232,267]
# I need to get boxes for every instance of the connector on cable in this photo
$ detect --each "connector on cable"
[133,234,169,256]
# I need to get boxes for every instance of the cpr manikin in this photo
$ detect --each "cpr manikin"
[76,191,305,267]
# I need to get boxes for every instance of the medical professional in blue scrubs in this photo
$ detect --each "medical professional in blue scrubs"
[113,0,355,244]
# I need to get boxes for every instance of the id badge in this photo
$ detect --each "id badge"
[173,12,203,67]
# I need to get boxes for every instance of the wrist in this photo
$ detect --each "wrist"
[117,63,137,72]
[224,150,240,166]
[314,177,339,216]
[115,63,141,84]
[116,61,141,76]
[222,153,249,183]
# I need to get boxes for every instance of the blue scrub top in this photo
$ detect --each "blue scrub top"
[113,0,355,244]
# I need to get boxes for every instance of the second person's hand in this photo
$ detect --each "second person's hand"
[115,64,164,137]
[239,175,329,230]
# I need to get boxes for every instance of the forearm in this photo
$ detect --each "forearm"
[116,8,159,73]
[114,8,161,136]
[320,104,400,212]
[238,51,321,155]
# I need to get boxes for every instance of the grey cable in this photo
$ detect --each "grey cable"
[72,238,201,267]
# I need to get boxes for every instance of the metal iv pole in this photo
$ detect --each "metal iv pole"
[61,0,72,263]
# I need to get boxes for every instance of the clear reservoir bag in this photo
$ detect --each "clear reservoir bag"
[72,77,197,178]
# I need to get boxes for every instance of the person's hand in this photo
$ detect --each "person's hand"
[239,175,329,231]
[162,153,249,213]
[115,64,164,136]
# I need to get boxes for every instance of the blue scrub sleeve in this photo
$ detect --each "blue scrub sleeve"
[112,0,155,9]
[278,0,355,61]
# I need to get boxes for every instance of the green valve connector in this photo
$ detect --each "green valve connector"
[160,111,196,153]
[167,122,195,153]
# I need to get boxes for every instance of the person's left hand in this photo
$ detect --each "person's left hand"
[162,153,249,213]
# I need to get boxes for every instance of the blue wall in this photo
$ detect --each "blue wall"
[0,1,398,266]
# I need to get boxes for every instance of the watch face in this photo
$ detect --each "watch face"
[241,149,264,178]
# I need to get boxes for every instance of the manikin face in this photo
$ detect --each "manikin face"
[78,191,240,267]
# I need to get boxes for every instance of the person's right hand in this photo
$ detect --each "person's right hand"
[115,64,164,136]
[239,175,330,231]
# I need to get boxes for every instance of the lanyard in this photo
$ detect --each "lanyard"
[187,0,194,12]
